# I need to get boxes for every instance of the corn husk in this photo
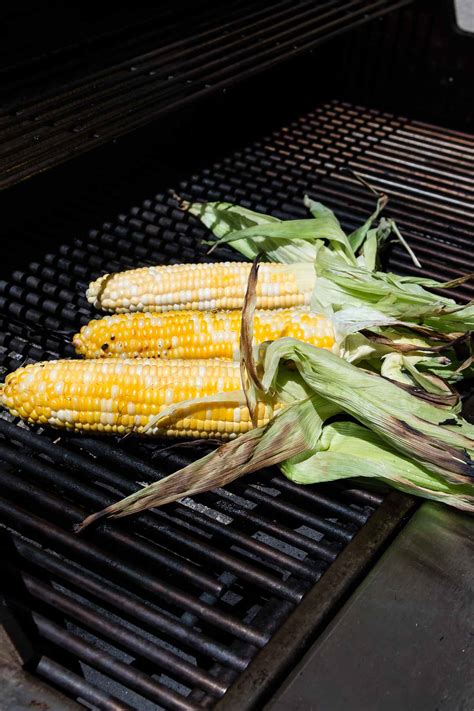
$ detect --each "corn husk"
[187,193,474,336]
[261,338,474,483]
[184,192,418,271]
[282,420,474,512]
[78,337,474,531]
[186,194,474,386]
[311,242,474,336]
[184,196,357,265]
[77,196,474,531]
[76,393,336,530]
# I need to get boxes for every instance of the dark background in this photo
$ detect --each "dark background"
[0,0,471,276]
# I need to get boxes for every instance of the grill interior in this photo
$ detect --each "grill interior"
[0,0,414,190]
[0,98,472,710]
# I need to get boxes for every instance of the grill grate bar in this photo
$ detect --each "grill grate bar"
[36,656,134,711]
[35,614,204,711]
[5,1,385,132]
[7,567,224,706]
[384,130,474,158]
[169,506,321,584]
[11,538,248,672]
[0,1,331,133]
[409,120,474,143]
[330,482,385,507]
[231,484,356,544]
[357,145,474,184]
[0,441,225,597]
[269,477,369,526]
[0,0,303,122]
[204,494,339,563]
[0,493,268,648]
[336,173,473,218]
[68,436,364,545]
[0,422,317,598]
[345,158,473,203]
[308,182,474,242]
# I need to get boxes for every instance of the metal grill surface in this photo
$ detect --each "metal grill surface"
[0,0,414,190]
[0,100,472,710]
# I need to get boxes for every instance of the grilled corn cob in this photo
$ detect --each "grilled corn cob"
[73,308,334,360]
[1,359,281,439]
[87,262,315,313]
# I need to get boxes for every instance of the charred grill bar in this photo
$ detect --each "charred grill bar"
[0,1,473,709]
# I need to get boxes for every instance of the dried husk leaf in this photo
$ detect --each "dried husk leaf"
[76,395,326,531]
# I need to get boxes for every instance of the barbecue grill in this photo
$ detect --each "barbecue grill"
[0,2,473,710]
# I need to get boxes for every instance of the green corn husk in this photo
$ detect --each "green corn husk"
[281,420,474,512]
[76,196,474,531]
[77,339,474,530]
[76,393,337,530]
[186,194,474,336]
[184,192,419,271]
[260,338,474,483]
[340,327,470,401]
[184,196,361,265]
[311,242,474,336]
[187,195,474,381]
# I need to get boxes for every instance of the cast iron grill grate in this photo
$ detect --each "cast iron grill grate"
[0,99,472,709]
[0,0,414,190]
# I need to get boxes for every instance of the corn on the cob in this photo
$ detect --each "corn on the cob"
[1,359,281,439]
[73,307,334,360]
[87,261,315,313]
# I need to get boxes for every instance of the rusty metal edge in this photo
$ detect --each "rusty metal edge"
[216,491,417,711]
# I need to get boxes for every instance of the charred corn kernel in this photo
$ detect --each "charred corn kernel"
[1,359,282,440]
[73,308,335,359]
[87,261,315,313]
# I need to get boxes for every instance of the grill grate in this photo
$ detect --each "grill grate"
[0,99,472,709]
[0,429,379,710]
[0,0,414,190]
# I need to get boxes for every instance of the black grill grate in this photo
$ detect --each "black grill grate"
[0,0,414,190]
[0,429,379,710]
[0,99,472,709]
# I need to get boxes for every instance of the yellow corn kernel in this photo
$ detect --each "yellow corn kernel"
[73,308,334,359]
[87,261,315,313]
[1,359,281,440]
